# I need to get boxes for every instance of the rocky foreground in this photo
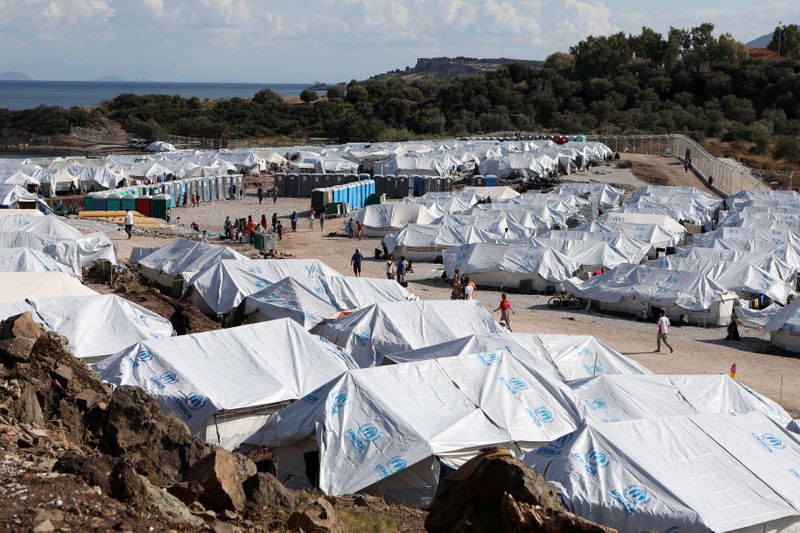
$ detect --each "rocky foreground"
[0,312,613,532]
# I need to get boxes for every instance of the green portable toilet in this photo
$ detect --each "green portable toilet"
[83,196,93,211]
[325,203,342,217]
[151,194,170,221]
[121,197,136,211]
[311,188,327,212]
[106,194,122,212]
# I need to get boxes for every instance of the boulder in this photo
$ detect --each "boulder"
[15,384,43,426]
[286,497,342,533]
[168,481,205,505]
[185,449,247,513]
[501,493,616,532]
[231,452,257,482]
[100,385,209,485]
[0,312,43,362]
[53,450,115,492]
[243,472,294,509]
[425,448,565,532]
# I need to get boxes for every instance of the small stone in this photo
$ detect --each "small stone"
[31,520,54,532]
[52,365,74,386]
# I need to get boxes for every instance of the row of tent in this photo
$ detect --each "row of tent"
[0,138,611,197]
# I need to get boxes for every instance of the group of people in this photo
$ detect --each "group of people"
[344,218,364,240]
[256,185,279,205]
[383,255,412,285]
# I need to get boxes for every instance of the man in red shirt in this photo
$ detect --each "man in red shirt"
[494,293,515,331]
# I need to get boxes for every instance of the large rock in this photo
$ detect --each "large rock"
[286,497,342,533]
[0,312,43,361]
[243,472,294,509]
[100,385,209,485]
[501,493,616,532]
[185,449,247,513]
[425,448,565,532]
[15,384,43,426]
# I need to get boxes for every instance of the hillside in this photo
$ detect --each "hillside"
[747,32,773,48]
[0,70,33,81]
[368,56,544,81]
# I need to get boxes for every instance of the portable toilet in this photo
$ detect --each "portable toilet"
[286,174,298,197]
[323,174,335,188]
[276,174,287,197]
[345,174,357,184]
[203,177,211,201]
[311,174,324,191]
[151,194,170,221]
[311,188,327,212]
[485,175,498,187]
[299,174,312,197]
[358,173,370,182]
[106,194,121,212]
[331,185,341,204]
[396,175,410,199]
[472,175,484,187]
[384,175,397,199]
[90,196,106,211]
[135,196,152,217]
[121,196,136,212]
[325,188,333,206]
[424,177,434,196]
[368,179,376,195]
[83,196,93,211]
[444,177,453,192]
[333,174,345,186]
[412,175,424,196]
[373,175,384,195]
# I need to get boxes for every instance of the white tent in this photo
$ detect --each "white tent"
[525,412,800,533]
[442,243,580,290]
[138,240,247,288]
[384,220,500,261]
[765,299,800,353]
[653,256,792,304]
[317,300,505,367]
[0,184,38,206]
[386,332,651,382]
[0,247,79,278]
[529,237,646,270]
[0,272,96,303]
[601,212,686,235]
[244,277,342,330]
[563,264,737,325]
[248,352,583,504]
[351,204,437,237]
[146,141,176,153]
[0,215,83,240]
[572,221,684,254]
[320,276,417,309]
[0,231,116,274]
[95,320,356,449]
[187,258,341,316]
[675,247,798,283]
[29,294,174,362]
[461,186,521,200]
[557,183,625,210]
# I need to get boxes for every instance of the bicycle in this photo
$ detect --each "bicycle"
[547,293,582,309]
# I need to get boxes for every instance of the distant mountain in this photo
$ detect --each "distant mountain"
[747,32,773,48]
[94,75,156,82]
[0,70,33,81]
[368,57,544,82]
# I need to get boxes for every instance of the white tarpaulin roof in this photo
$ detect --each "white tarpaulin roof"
[563,264,731,312]
[29,294,174,360]
[461,186,521,200]
[573,221,682,249]
[317,300,505,367]
[352,204,437,236]
[653,256,792,304]
[557,183,625,209]
[95,320,356,445]
[244,277,342,330]
[188,258,341,315]
[524,412,800,533]
[675,247,798,283]
[601,212,686,235]
[529,237,645,268]
[0,184,38,205]
[386,332,651,382]
[384,220,499,254]
[0,247,79,278]
[765,299,800,333]
[320,276,417,309]
[0,231,117,274]
[0,272,96,303]
[139,239,247,287]
[442,243,580,282]
[251,352,583,503]
[0,215,83,240]
[545,230,653,262]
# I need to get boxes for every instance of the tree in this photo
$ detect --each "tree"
[768,24,800,60]
[326,86,345,100]
[299,89,319,103]
[544,52,574,73]
[345,85,369,104]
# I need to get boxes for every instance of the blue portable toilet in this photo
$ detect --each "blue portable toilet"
[358,173,369,182]
[485,175,498,187]
[369,180,376,195]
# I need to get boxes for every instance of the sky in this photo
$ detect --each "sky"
[0,0,798,83]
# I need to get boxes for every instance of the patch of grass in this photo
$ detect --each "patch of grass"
[338,509,400,532]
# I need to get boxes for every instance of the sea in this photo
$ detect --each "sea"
[0,80,313,111]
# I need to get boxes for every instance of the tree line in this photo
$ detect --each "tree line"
[2,23,799,164]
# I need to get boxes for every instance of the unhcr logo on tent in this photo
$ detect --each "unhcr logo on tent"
[375,456,407,479]
[535,433,574,457]
[161,372,178,385]
[173,393,205,421]
[571,447,610,476]
[186,393,205,410]
[526,406,555,428]
[477,351,502,366]
[610,484,651,515]
[583,399,608,411]
[126,347,153,367]
[500,377,528,396]
[327,391,350,414]
[790,468,800,480]
[752,432,785,452]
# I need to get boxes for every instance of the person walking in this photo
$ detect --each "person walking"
[272,212,278,231]
[290,211,298,232]
[494,293,515,331]
[169,305,192,336]
[450,269,463,300]
[276,220,283,240]
[385,256,395,280]
[356,221,363,241]
[463,277,476,300]
[224,216,232,240]
[655,309,674,353]
[319,211,325,232]
[272,185,278,204]
[246,216,257,244]
[260,214,268,230]
[124,209,134,239]
[257,186,264,204]
[396,256,407,285]
[308,211,315,230]
[351,248,363,277]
